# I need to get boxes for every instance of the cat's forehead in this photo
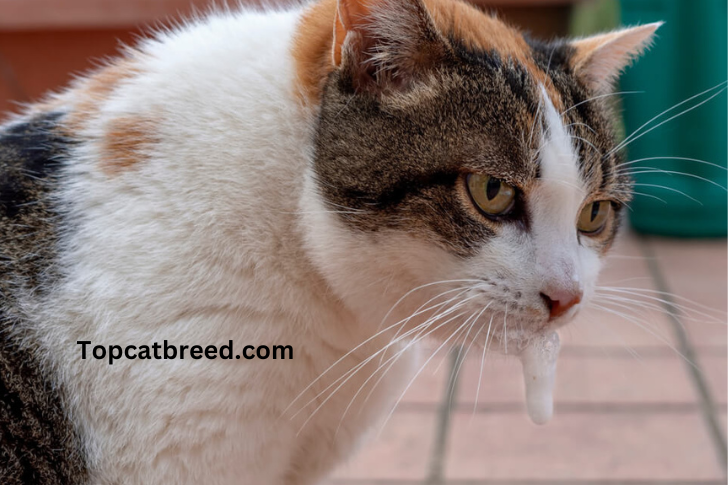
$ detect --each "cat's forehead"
[423,0,569,109]
[293,0,622,186]
[294,0,567,110]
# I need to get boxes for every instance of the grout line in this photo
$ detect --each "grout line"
[392,401,727,414]
[456,402,725,414]
[425,346,465,485]
[556,345,728,358]
[638,236,728,474]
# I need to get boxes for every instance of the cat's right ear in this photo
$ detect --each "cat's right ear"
[569,23,662,94]
[332,0,450,93]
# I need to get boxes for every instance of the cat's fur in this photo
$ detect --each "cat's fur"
[0,0,658,483]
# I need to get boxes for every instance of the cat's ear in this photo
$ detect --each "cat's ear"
[570,23,662,93]
[333,0,449,93]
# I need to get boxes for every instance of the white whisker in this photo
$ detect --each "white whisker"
[560,90,643,117]
[472,314,495,419]
[617,169,727,192]
[608,83,728,157]
[590,303,696,367]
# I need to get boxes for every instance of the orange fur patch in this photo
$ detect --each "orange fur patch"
[292,0,340,103]
[65,59,141,131]
[100,115,158,175]
[292,0,564,108]
[59,57,153,175]
[425,0,563,108]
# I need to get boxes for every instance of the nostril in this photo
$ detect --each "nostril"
[540,292,555,313]
[540,290,582,320]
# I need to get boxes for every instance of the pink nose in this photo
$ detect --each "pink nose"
[540,288,583,320]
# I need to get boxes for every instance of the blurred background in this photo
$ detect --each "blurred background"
[0,0,725,483]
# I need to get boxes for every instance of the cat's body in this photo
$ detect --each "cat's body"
[0,0,658,483]
[2,9,408,483]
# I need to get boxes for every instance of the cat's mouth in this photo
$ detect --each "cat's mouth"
[440,307,565,425]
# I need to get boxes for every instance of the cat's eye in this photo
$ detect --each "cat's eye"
[577,200,612,235]
[467,173,516,217]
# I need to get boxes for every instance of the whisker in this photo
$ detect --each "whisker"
[334,307,477,436]
[595,287,726,323]
[609,189,667,204]
[590,302,697,368]
[580,311,644,361]
[356,305,484,419]
[378,286,473,364]
[376,310,479,437]
[376,279,482,333]
[502,305,509,354]
[295,293,483,431]
[564,121,598,135]
[528,95,544,150]
[630,183,703,205]
[560,90,644,117]
[472,314,496,419]
[616,169,727,191]
[282,279,480,417]
[619,156,728,171]
[296,306,468,434]
[607,83,728,157]
[361,300,492,418]
[448,307,491,411]
[570,134,602,155]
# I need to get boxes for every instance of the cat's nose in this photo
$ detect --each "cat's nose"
[540,287,582,320]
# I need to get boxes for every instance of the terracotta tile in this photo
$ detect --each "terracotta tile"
[599,230,656,288]
[455,352,698,406]
[563,305,677,349]
[566,231,680,350]
[649,238,727,348]
[323,482,383,485]
[684,320,728,350]
[445,413,723,480]
[700,354,728,405]
[648,238,727,310]
[329,413,435,480]
[399,351,448,405]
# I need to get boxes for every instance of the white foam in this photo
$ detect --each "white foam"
[518,331,560,425]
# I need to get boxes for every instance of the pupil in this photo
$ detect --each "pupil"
[486,178,501,200]
[590,202,600,222]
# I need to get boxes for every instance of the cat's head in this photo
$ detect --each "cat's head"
[296,0,659,349]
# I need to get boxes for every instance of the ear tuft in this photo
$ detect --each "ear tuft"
[333,0,449,94]
[570,22,662,93]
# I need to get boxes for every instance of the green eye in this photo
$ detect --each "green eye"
[467,173,516,216]
[578,200,612,235]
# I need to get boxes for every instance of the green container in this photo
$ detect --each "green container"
[620,0,727,237]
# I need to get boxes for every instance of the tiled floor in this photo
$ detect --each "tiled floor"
[324,231,728,485]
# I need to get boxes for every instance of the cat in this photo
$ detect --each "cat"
[0,0,659,483]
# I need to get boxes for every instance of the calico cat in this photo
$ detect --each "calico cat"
[0,0,659,482]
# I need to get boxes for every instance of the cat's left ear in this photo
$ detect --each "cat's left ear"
[333,0,450,93]
[570,22,662,93]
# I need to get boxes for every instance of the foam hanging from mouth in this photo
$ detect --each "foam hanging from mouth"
[518,331,560,425]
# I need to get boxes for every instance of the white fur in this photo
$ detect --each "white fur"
[32,8,417,485]
[25,7,607,485]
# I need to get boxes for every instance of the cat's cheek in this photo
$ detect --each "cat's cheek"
[576,245,605,307]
